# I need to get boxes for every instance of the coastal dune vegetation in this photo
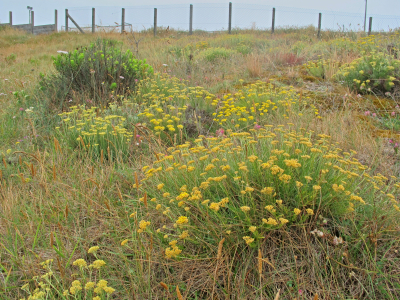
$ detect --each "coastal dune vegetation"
[1,25,400,299]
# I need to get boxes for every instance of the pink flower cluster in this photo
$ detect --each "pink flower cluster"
[364,111,376,117]
[389,140,399,148]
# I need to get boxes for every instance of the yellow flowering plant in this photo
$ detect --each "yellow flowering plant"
[335,51,400,94]
[303,58,341,79]
[210,80,314,130]
[124,74,319,147]
[56,105,133,160]
[133,125,399,257]
[19,249,116,300]
[128,73,215,144]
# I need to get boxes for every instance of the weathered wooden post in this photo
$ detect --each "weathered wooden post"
[318,13,322,39]
[121,8,125,33]
[9,11,12,26]
[228,2,232,34]
[55,10,58,32]
[65,9,68,32]
[31,11,34,34]
[368,17,372,35]
[272,8,275,34]
[66,11,85,33]
[154,8,157,37]
[92,8,95,33]
[189,4,193,35]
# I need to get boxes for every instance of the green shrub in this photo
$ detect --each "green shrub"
[134,127,398,259]
[168,41,208,60]
[197,47,237,62]
[236,42,252,55]
[303,58,341,79]
[40,39,153,108]
[291,41,307,55]
[5,53,16,64]
[334,51,400,94]
[209,34,255,49]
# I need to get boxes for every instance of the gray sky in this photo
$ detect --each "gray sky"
[1,1,399,31]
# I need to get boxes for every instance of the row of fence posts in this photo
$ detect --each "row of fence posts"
[5,10,59,34]
[60,2,372,36]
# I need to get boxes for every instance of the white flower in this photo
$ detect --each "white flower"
[162,64,168,67]
[333,236,343,245]
[310,229,324,237]
[25,107,34,114]
[57,50,68,54]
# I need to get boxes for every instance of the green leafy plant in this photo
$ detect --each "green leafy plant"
[303,58,341,79]
[236,42,252,55]
[5,53,16,64]
[334,51,400,94]
[197,47,237,63]
[40,38,153,108]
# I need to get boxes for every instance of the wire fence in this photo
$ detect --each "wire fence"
[2,3,399,34]
[63,3,400,33]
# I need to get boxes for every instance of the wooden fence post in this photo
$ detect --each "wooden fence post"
[65,9,68,32]
[121,8,125,33]
[55,10,58,32]
[31,11,34,34]
[9,11,12,26]
[272,8,275,34]
[66,11,85,34]
[228,2,232,34]
[189,4,193,35]
[92,8,95,33]
[317,13,322,39]
[154,8,157,37]
[368,17,372,35]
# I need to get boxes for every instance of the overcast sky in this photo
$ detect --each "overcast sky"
[1,0,399,31]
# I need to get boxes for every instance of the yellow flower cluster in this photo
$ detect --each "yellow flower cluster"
[243,236,255,245]
[72,258,87,268]
[136,124,398,254]
[176,216,189,225]
[165,240,182,258]
[58,105,132,156]
[210,81,309,129]
[138,220,151,233]
[134,73,214,138]
[69,280,82,295]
